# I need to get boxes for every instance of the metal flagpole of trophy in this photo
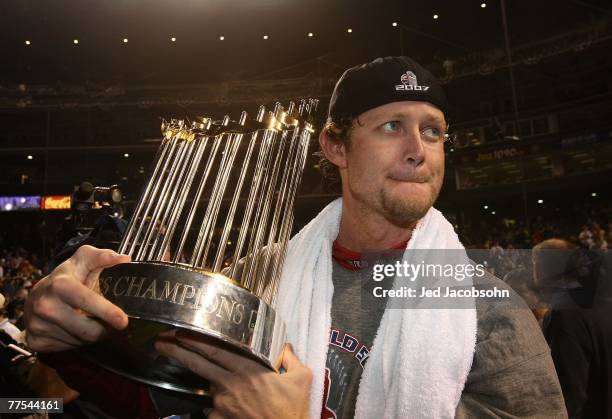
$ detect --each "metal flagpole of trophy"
[81,99,318,395]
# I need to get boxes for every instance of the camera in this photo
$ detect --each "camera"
[69,181,124,234]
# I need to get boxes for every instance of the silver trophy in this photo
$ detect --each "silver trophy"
[82,99,318,395]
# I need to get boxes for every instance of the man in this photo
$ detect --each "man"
[534,238,612,418]
[533,238,598,310]
[24,57,566,418]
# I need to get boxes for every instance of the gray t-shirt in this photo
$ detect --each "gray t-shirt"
[321,261,386,419]
[323,262,567,418]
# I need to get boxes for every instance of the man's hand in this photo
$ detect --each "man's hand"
[25,245,130,352]
[155,331,312,419]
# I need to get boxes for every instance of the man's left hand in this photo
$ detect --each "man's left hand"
[155,331,312,419]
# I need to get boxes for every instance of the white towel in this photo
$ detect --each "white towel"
[276,198,477,419]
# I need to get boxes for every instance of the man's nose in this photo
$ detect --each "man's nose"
[402,127,426,166]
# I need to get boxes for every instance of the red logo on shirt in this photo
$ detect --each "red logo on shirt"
[321,368,337,419]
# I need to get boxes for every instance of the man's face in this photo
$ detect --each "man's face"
[340,101,446,226]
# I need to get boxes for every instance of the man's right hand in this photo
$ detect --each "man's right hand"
[25,245,131,352]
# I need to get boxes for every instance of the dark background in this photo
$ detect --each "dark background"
[1,0,611,256]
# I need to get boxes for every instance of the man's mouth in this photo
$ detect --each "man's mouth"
[388,176,429,183]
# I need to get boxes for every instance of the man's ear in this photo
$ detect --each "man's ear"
[319,130,348,170]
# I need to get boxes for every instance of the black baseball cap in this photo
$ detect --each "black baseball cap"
[328,56,450,122]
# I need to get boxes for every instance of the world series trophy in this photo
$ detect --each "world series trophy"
[81,99,318,395]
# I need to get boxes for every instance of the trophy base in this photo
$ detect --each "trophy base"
[80,262,285,395]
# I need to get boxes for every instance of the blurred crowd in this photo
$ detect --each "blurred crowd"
[0,248,103,418]
[460,200,612,280]
[0,248,44,338]
[0,202,610,418]
[469,219,611,282]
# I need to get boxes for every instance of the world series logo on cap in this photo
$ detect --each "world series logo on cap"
[396,71,430,91]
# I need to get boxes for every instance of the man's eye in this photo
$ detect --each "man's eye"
[381,121,402,132]
[421,127,442,139]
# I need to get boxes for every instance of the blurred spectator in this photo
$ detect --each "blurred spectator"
[503,267,548,326]
[0,249,42,333]
[488,240,504,276]
[579,224,595,249]
[533,238,612,418]
[591,223,608,249]
[532,239,587,308]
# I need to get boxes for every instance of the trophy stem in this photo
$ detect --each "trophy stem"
[122,135,178,256]
[269,128,311,306]
[173,134,222,264]
[146,139,198,260]
[229,128,276,284]
[212,130,259,272]
[135,139,190,260]
[119,135,171,254]
[191,131,238,267]
[241,129,281,290]
[255,128,301,299]
[154,135,209,261]
[198,132,245,267]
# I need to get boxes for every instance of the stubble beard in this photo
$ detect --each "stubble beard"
[378,183,440,227]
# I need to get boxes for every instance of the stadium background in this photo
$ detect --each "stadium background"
[0,0,610,259]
